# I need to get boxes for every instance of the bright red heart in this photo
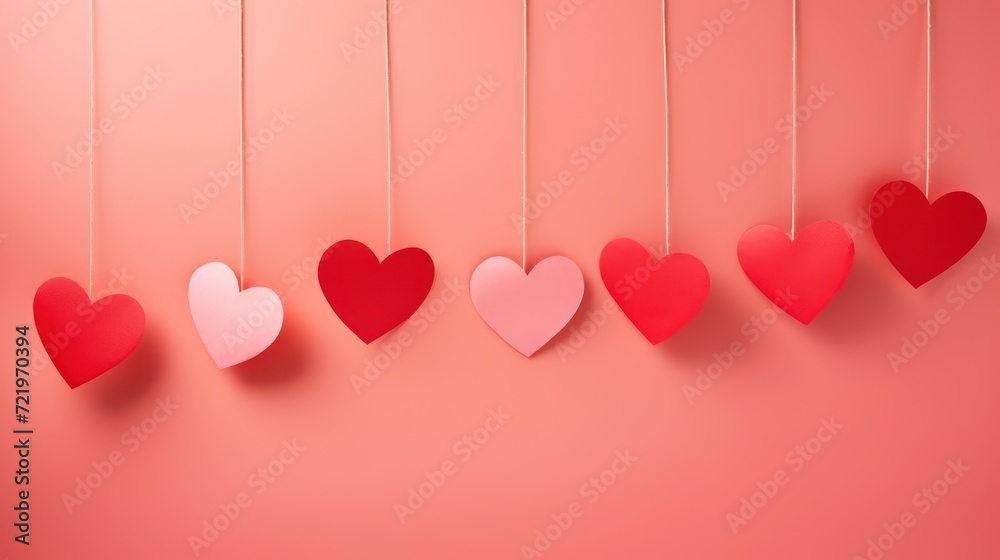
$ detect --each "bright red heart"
[33,277,145,389]
[870,181,987,288]
[317,240,435,344]
[599,238,710,344]
[738,221,855,325]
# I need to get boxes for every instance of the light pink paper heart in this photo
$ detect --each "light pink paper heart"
[470,256,584,357]
[189,262,284,368]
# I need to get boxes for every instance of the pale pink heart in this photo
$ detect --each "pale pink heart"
[189,262,284,368]
[470,256,585,357]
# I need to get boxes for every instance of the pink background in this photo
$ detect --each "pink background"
[2,0,999,558]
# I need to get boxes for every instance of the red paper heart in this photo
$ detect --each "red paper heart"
[599,238,710,344]
[317,240,435,344]
[33,278,145,388]
[870,181,987,288]
[737,221,855,324]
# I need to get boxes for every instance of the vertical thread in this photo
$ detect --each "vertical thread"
[790,0,798,239]
[521,0,528,270]
[239,0,245,289]
[662,0,669,253]
[385,0,393,255]
[88,0,94,299]
[925,0,932,198]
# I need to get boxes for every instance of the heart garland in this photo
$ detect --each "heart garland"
[187,11,286,369]
[594,0,711,345]
[867,3,989,286]
[311,5,436,345]
[738,221,855,325]
[471,256,584,356]
[600,239,710,344]
[735,2,857,326]
[467,4,586,357]
[33,278,145,388]
[870,181,986,287]
[318,240,435,344]
[32,4,147,389]
[189,262,284,368]
[28,0,993,382]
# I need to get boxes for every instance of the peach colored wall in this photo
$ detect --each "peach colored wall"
[1,0,998,558]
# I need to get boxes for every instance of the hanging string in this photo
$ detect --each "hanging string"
[239,0,245,289]
[924,0,932,198]
[661,0,669,253]
[790,0,798,239]
[521,0,528,270]
[385,0,393,254]
[88,0,94,298]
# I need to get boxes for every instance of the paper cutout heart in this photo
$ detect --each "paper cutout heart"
[738,221,855,324]
[870,180,987,288]
[318,240,435,344]
[188,262,284,368]
[599,238,710,344]
[33,277,145,388]
[470,256,584,356]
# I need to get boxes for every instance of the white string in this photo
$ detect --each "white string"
[925,0,931,198]
[385,0,392,255]
[662,0,669,253]
[790,0,798,239]
[521,0,527,270]
[88,0,94,299]
[239,0,245,290]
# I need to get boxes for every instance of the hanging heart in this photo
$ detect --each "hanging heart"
[470,256,584,357]
[33,277,145,388]
[599,238,710,344]
[317,240,434,343]
[870,181,986,288]
[188,262,284,368]
[737,221,855,324]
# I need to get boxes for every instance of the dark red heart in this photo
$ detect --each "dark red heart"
[870,181,987,288]
[33,277,145,389]
[317,240,435,344]
[738,221,855,325]
[600,238,710,344]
